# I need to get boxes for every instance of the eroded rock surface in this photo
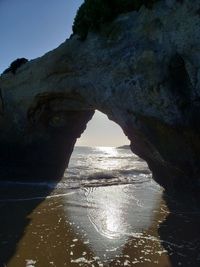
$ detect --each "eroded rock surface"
[0,0,200,194]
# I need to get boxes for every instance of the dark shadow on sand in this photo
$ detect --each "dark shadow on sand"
[0,183,54,266]
[158,192,200,267]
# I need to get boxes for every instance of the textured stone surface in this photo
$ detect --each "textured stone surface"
[0,0,200,193]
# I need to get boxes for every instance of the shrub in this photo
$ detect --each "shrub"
[72,0,158,40]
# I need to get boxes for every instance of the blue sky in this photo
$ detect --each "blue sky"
[0,0,129,146]
[0,0,82,71]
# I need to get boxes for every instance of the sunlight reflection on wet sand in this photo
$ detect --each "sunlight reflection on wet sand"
[4,182,173,267]
[3,147,200,266]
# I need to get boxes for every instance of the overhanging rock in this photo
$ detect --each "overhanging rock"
[0,0,200,194]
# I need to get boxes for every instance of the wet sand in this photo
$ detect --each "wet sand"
[0,183,200,267]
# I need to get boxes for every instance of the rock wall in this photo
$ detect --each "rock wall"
[0,0,200,193]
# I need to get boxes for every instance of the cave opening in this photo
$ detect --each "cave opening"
[64,110,152,189]
[76,110,130,148]
[59,110,163,264]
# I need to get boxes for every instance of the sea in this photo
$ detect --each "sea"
[0,146,200,267]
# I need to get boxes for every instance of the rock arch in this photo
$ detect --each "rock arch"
[1,0,200,195]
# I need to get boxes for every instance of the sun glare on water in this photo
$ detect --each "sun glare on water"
[94,147,120,169]
[96,146,118,156]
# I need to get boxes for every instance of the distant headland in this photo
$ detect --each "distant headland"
[117,145,130,150]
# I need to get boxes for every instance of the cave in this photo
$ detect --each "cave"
[0,0,200,198]
[1,1,200,265]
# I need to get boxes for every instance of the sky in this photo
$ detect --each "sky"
[0,0,129,147]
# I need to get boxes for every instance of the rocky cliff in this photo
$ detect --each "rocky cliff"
[0,0,200,195]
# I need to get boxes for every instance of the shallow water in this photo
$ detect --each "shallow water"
[0,147,200,266]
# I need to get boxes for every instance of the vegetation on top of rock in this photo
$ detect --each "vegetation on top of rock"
[3,58,28,75]
[72,0,159,40]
